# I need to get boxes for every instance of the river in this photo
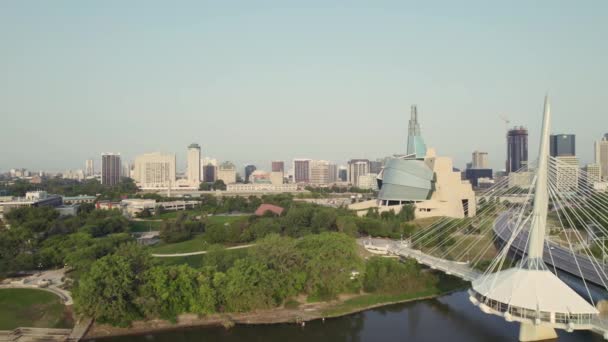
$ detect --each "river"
[88,291,602,342]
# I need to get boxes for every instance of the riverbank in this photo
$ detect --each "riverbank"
[84,286,465,340]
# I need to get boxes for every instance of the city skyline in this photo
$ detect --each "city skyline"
[1,1,607,171]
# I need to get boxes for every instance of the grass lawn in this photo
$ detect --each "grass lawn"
[0,289,73,330]
[149,235,209,254]
[129,220,162,232]
[321,289,439,317]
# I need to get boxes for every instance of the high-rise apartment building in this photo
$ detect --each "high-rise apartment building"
[293,159,311,183]
[271,161,285,173]
[348,159,370,187]
[217,161,237,184]
[244,164,257,183]
[187,143,201,187]
[471,151,489,169]
[133,152,176,189]
[101,153,121,186]
[595,135,608,181]
[507,127,528,173]
[85,159,95,177]
[550,134,576,157]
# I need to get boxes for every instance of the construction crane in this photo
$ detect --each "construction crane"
[499,114,510,132]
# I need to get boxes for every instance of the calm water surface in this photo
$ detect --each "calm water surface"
[89,291,601,342]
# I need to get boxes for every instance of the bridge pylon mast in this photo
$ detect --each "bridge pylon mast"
[469,97,599,342]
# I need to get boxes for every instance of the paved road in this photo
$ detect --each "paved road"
[151,244,255,257]
[494,213,608,287]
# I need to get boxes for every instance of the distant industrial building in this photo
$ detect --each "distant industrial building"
[507,127,528,173]
[62,195,97,205]
[0,191,63,218]
[101,153,121,186]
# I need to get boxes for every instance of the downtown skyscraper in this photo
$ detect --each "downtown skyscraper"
[507,127,528,173]
[101,153,121,186]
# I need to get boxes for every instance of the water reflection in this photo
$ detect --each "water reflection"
[89,291,602,342]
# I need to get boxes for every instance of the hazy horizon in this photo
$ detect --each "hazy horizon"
[1,1,607,173]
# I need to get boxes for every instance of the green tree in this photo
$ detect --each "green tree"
[216,259,278,312]
[74,254,142,326]
[251,234,306,300]
[138,265,213,320]
[297,233,362,299]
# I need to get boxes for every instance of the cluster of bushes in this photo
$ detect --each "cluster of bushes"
[75,233,362,326]
[0,205,132,276]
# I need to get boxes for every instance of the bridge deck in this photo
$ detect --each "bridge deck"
[359,237,608,338]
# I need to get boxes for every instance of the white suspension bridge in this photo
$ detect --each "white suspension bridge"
[362,97,608,341]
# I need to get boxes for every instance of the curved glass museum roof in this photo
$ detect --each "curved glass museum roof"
[377,158,434,202]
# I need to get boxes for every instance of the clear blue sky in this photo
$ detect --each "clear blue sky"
[1,1,606,173]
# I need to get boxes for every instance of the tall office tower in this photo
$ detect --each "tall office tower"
[271,161,285,172]
[369,160,383,174]
[595,135,608,181]
[85,159,95,177]
[471,151,489,169]
[550,134,576,157]
[309,160,332,185]
[348,159,370,187]
[506,127,528,173]
[101,153,121,186]
[244,164,257,183]
[187,143,201,187]
[133,152,176,189]
[293,159,311,183]
[406,105,427,158]
[338,166,348,182]
[217,161,237,184]
[584,164,601,187]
